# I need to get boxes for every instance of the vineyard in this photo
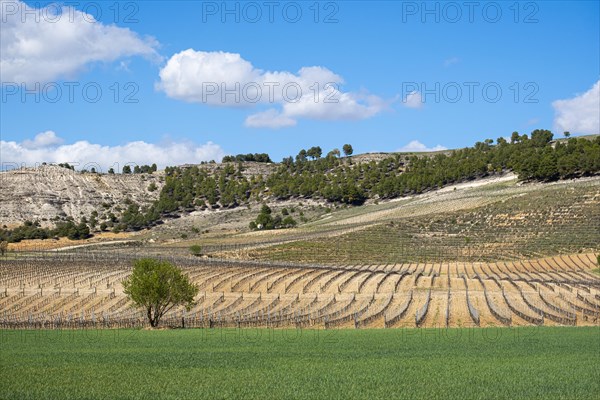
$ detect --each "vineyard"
[1,175,599,330]
[245,177,600,264]
[1,251,598,329]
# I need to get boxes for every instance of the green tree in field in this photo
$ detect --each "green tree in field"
[249,204,297,230]
[122,258,198,327]
[255,204,274,229]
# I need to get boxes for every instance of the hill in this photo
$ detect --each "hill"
[1,131,598,244]
[0,165,163,228]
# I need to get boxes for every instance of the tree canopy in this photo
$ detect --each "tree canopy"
[343,144,353,157]
[122,258,198,327]
[249,204,297,230]
[0,219,90,243]
[222,153,272,163]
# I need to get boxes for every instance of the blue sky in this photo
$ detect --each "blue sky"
[1,0,599,170]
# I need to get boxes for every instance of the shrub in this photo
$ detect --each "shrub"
[189,245,202,257]
[281,216,297,227]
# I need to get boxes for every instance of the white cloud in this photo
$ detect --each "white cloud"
[403,91,423,109]
[158,50,262,106]
[552,81,600,135]
[244,109,297,129]
[0,0,159,84]
[1,132,225,171]
[443,57,460,67]
[21,130,64,149]
[397,140,447,152]
[282,91,386,121]
[157,49,389,128]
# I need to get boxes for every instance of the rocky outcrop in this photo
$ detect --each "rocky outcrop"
[0,165,163,227]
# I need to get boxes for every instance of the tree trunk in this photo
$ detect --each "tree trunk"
[147,307,159,327]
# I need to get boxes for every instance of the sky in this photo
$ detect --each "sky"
[1,0,599,171]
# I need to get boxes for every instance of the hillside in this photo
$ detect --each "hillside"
[0,165,163,228]
[11,172,596,262]
[1,131,598,244]
[246,176,600,263]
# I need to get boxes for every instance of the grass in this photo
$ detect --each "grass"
[1,327,598,399]
[591,268,600,275]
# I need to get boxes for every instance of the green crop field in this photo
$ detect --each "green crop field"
[0,327,598,400]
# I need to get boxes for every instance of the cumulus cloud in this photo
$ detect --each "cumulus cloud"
[397,140,447,152]
[1,131,225,171]
[158,50,262,106]
[403,91,423,109]
[552,81,600,135]
[157,49,389,128]
[0,0,159,84]
[21,130,64,149]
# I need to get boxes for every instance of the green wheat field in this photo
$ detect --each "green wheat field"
[0,326,598,400]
